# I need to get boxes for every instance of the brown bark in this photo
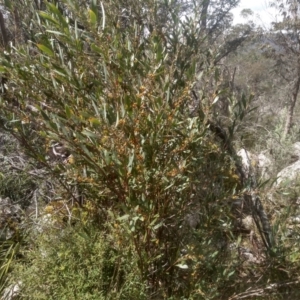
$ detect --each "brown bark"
[0,10,9,94]
[200,0,210,32]
[13,8,22,45]
[0,10,8,49]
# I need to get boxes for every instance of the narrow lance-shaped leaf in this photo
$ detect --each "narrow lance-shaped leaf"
[39,12,60,26]
[65,105,72,119]
[127,151,135,174]
[89,9,97,26]
[46,30,66,36]
[46,2,69,30]
[212,96,219,105]
[37,44,54,57]
[100,2,105,30]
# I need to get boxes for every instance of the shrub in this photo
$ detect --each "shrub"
[0,0,277,298]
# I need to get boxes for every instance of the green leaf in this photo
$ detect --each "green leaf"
[211,251,218,258]
[81,129,98,139]
[40,110,50,121]
[46,30,66,36]
[228,270,235,278]
[153,222,163,230]
[176,264,189,269]
[65,105,72,119]
[248,106,258,114]
[4,0,12,9]
[89,9,97,26]
[118,214,129,221]
[127,151,135,174]
[212,96,219,105]
[39,12,60,26]
[37,44,54,57]
[52,63,69,77]
[75,19,79,39]
[89,117,101,127]
[46,2,68,29]
[91,44,103,55]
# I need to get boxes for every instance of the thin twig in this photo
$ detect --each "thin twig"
[229,279,300,299]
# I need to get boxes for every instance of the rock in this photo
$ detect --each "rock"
[275,160,300,186]
[288,216,300,224]
[237,149,272,180]
[34,213,55,233]
[0,197,21,216]
[257,151,272,180]
[241,215,255,231]
[0,197,22,240]
[0,5,10,20]
[184,212,200,229]
[292,142,300,157]
[290,142,300,163]
[1,281,21,300]
[237,149,253,180]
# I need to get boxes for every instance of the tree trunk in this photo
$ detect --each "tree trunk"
[200,0,210,32]
[283,63,300,139]
[0,10,8,49]
[282,0,300,139]
[13,8,22,45]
